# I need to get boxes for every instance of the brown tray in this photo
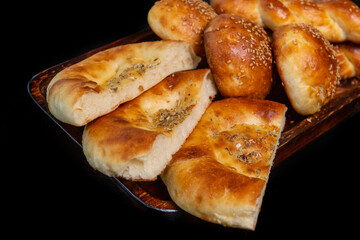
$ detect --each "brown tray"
[28,28,360,213]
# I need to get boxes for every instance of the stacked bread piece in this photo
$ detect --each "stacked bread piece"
[46,0,360,231]
[47,40,201,126]
[83,69,217,180]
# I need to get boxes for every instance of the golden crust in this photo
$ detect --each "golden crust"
[211,0,263,26]
[336,42,360,78]
[204,14,273,99]
[162,98,287,230]
[333,44,356,79]
[258,0,298,29]
[47,40,200,126]
[148,0,217,57]
[211,0,360,43]
[260,0,345,42]
[273,23,340,115]
[82,69,217,180]
[315,0,360,43]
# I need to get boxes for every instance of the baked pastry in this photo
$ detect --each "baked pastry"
[211,0,266,27]
[333,44,357,79]
[211,0,360,43]
[82,69,217,180]
[148,0,217,58]
[47,40,201,126]
[273,23,340,115]
[204,14,273,99]
[315,0,360,43]
[162,98,287,230]
[334,42,360,79]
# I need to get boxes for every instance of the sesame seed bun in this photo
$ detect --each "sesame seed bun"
[204,14,273,99]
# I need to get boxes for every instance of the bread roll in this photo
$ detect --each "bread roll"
[211,0,265,27]
[82,69,217,180]
[211,0,360,43]
[333,44,356,79]
[315,0,360,43]
[148,0,217,57]
[273,23,340,115]
[259,0,346,42]
[334,42,360,79]
[204,14,273,99]
[162,98,287,230]
[47,40,200,126]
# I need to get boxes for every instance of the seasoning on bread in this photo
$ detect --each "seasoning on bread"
[273,23,340,115]
[47,40,200,126]
[162,98,287,230]
[204,14,273,99]
[82,69,217,180]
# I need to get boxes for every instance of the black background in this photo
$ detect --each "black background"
[5,0,360,238]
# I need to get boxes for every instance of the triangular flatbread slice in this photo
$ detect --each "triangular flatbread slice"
[47,40,200,126]
[161,98,287,230]
[82,69,217,180]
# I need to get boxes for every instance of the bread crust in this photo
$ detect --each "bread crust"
[273,23,340,115]
[211,0,360,43]
[315,0,360,43]
[148,0,217,57]
[204,14,273,99]
[47,40,200,126]
[211,0,264,26]
[333,44,356,79]
[82,69,217,180]
[336,42,360,78]
[162,98,287,230]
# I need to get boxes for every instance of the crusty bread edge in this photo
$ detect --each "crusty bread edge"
[82,70,217,180]
[47,41,201,126]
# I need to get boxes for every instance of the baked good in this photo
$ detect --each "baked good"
[315,0,360,43]
[161,98,287,230]
[211,0,360,43]
[82,69,217,180]
[273,23,340,115]
[204,14,273,99]
[211,0,266,27]
[333,44,357,79]
[47,40,201,126]
[148,0,217,58]
[334,42,360,79]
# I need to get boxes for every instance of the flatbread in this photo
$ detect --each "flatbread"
[47,40,200,126]
[162,98,287,230]
[82,69,217,180]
